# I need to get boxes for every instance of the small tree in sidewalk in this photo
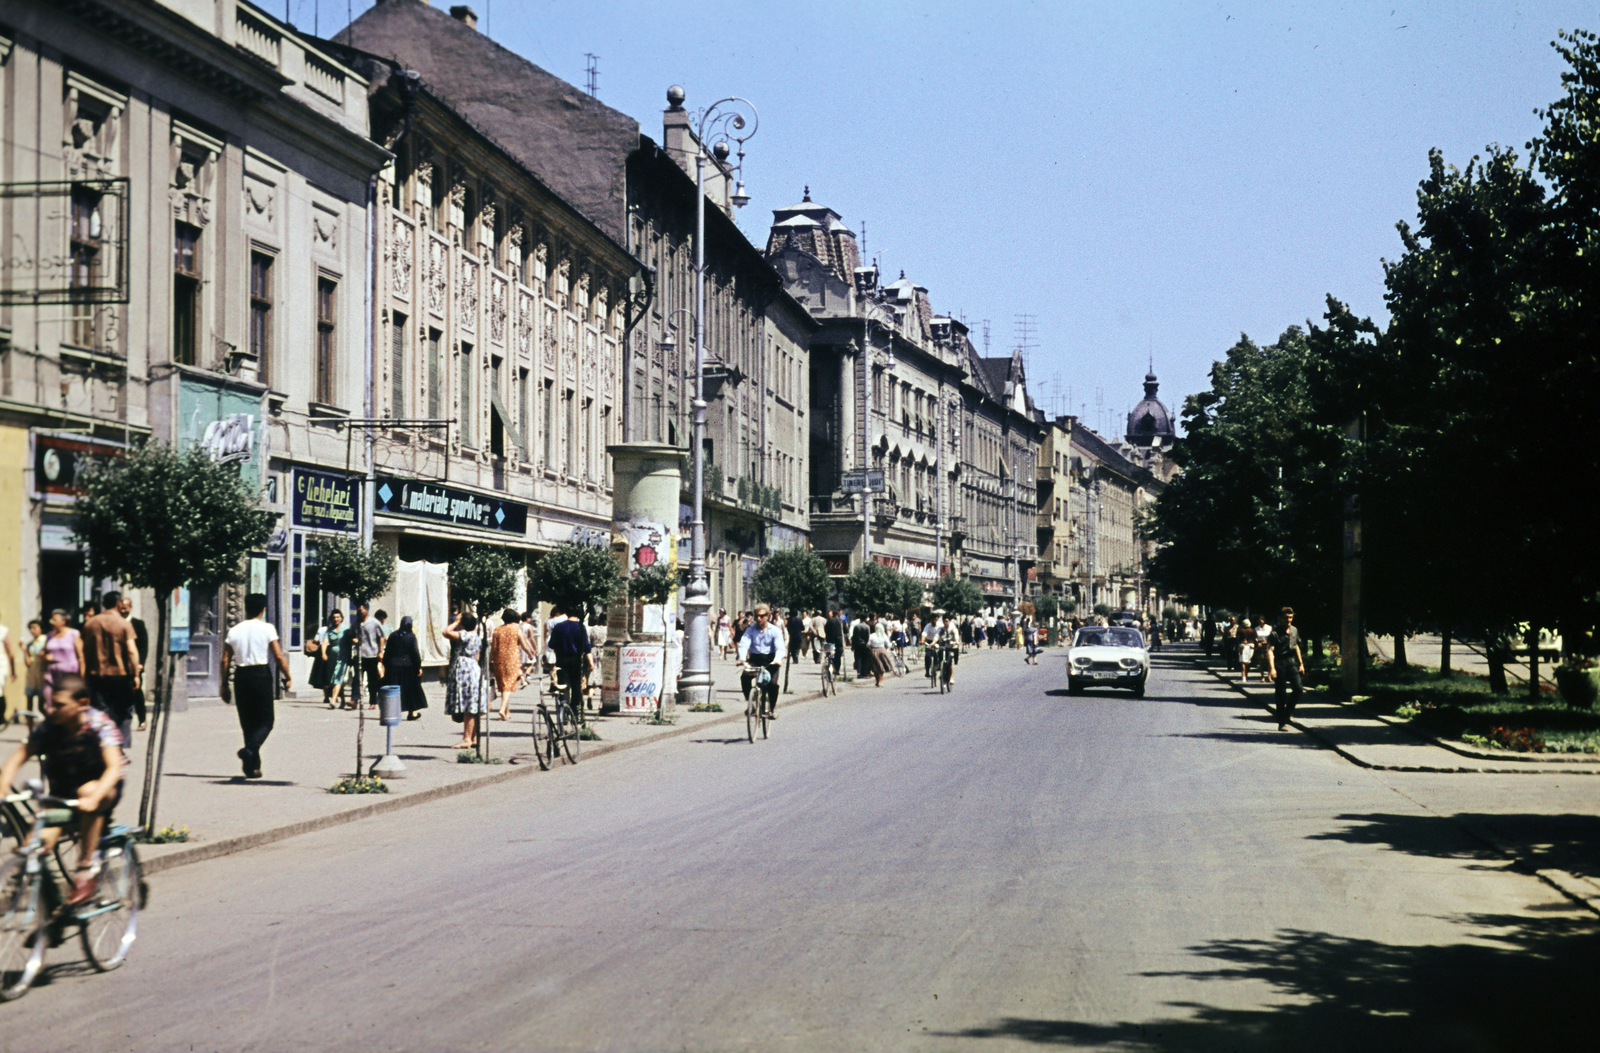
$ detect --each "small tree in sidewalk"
[72,443,275,830]
[450,545,520,615]
[750,548,833,616]
[931,575,982,618]
[311,536,397,776]
[529,543,621,623]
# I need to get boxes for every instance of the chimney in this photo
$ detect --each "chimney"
[449,6,478,29]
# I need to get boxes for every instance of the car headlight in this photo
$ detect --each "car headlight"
[1120,658,1141,669]
[1071,656,1091,667]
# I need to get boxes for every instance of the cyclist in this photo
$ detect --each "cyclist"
[738,604,785,719]
[923,610,959,686]
[0,674,124,905]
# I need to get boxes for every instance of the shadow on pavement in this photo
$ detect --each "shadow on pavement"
[1312,812,1600,883]
[935,911,1600,1051]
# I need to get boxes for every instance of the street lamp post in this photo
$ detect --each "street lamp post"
[676,88,757,708]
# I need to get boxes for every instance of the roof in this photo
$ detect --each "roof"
[335,0,637,242]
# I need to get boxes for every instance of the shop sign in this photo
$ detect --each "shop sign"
[292,469,359,533]
[374,475,527,534]
[873,554,902,571]
[901,558,947,584]
[178,377,264,486]
[822,554,851,576]
[980,579,1015,595]
[569,525,609,549]
[33,433,124,496]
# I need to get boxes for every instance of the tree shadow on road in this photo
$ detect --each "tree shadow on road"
[1311,811,1600,883]
[934,911,1600,1051]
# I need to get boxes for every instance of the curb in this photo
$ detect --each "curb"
[140,676,851,877]
[1198,662,1600,776]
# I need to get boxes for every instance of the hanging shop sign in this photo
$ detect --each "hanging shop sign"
[822,555,851,576]
[32,433,124,497]
[178,376,264,487]
[374,475,527,535]
[291,468,359,533]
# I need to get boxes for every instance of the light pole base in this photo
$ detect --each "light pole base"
[369,754,407,779]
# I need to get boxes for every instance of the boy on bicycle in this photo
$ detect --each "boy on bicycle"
[922,610,959,685]
[0,674,125,904]
[738,604,785,718]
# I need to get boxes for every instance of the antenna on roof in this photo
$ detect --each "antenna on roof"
[584,53,600,97]
[1013,313,1037,374]
[860,219,866,264]
[981,319,991,355]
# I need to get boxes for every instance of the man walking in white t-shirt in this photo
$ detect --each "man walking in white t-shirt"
[220,593,291,779]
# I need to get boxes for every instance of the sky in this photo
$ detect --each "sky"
[317,0,1593,439]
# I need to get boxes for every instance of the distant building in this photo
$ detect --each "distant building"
[766,191,1041,604]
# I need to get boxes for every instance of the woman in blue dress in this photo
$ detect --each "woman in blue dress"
[317,609,349,709]
[443,611,484,749]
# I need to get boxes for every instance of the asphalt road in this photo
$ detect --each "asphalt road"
[7,646,1599,1052]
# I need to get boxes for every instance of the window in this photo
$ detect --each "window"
[315,276,337,403]
[69,185,104,348]
[459,342,474,447]
[582,397,593,480]
[173,223,201,365]
[542,379,555,466]
[518,368,531,460]
[426,328,443,420]
[250,252,274,383]
[564,389,576,475]
[390,312,407,416]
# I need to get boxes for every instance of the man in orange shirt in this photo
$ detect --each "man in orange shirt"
[80,590,142,747]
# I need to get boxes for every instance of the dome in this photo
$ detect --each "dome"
[1125,372,1174,447]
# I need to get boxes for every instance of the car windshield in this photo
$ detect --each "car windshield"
[1073,628,1144,649]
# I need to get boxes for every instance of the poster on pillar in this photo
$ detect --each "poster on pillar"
[613,514,678,636]
[617,644,665,715]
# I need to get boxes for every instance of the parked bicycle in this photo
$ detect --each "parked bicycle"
[532,673,582,770]
[1,780,141,1001]
[820,643,838,697]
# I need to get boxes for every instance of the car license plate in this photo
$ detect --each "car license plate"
[1092,671,1116,679]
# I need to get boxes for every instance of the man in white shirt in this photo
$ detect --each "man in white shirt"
[220,593,290,779]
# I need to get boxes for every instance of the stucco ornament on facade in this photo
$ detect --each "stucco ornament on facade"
[390,215,412,297]
[490,275,507,344]
[426,235,447,315]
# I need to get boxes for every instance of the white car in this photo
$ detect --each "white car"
[1066,625,1149,697]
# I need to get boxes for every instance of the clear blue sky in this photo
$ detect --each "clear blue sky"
[322,0,1592,438]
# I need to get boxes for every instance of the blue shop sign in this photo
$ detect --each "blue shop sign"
[374,475,527,535]
[292,468,359,533]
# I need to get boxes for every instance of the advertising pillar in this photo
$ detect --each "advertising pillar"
[601,443,682,714]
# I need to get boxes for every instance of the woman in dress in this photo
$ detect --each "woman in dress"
[40,608,84,712]
[443,611,485,749]
[490,608,531,721]
[20,620,46,728]
[1238,626,1256,683]
[866,618,894,687]
[383,615,429,720]
[716,609,732,657]
[318,610,348,708]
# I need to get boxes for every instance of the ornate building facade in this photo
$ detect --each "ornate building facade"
[1,0,388,704]
[766,192,1040,604]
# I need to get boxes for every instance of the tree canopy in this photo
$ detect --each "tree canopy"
[529,543,620,622]
[841,562,922,616]
[931,575,982,617]
[749,548,833,614]
[451,545,521,615]
[313,536,397,606]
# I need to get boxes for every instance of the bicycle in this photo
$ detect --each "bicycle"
[820,644,837,697]
[744,664,775,742]
[929,644,955,693]
[1,780,141,1001]
[891,645,909,678]
[533,672,582,770]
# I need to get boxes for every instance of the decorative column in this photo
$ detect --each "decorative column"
[601,442,683,714]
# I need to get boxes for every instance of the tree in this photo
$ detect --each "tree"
[529,543,621,622]
[313,536,396,605]
[1034,594,1059,623]
[450,545,520,615]
[749,548,833,614]
[72,442,275,830]
[931,575,982,617]
[841,562,921,616]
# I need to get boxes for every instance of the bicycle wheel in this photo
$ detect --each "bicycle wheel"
[746,697,756,742]
[940,658,951,694]
[557,700,580,765]
[532,704,553,771]
[79,839,140,971]
[0,855,47,1001]
[759,695,770,739]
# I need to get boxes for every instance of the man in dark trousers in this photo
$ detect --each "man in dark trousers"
[548,606,593,714]
[824,608,845,679]
[850,613,872,680]
[81,590,141,747]
[220,593,291,779]
[1266,606,1306,732]
[118,594,149,731]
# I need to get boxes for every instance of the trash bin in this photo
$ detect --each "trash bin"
[378,685,402,727]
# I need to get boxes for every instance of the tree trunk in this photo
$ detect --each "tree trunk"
[138,598,177,833]
[1488,645,1509,694]
[1393,633,1408,669]
[1440,633,1452,675]
[1527,625,1541,699]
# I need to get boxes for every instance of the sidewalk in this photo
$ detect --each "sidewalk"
[0,648,858,874]
[1195,652,1600,775]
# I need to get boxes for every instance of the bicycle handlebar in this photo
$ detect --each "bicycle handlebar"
[4,787,81,809]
